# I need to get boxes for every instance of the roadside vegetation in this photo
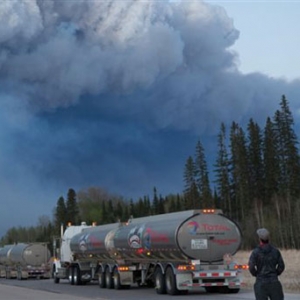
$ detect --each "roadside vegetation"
[236,250,300,293]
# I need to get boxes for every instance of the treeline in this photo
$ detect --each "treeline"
[1,95,300,250]
[182,95,300,249]
[0,187,186,250]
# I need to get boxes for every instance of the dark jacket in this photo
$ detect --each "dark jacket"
[248,243,285,283]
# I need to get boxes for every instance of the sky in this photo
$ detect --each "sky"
[0,0,300,238]
[211,0,300,81]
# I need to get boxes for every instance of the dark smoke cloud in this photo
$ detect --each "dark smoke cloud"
[0,0,300,237]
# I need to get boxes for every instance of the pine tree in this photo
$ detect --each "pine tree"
[183,156,199,209]
[229,122,250,223]
[66,188,80,225]
[261,116,285,246]
[107,199,115,223]
[168,196,176,212]
[195,140,213,208]
[152,187,159,214]
[129,199,135,217]
[175,194,183,211]
[275,95,300,199]
[247,118,264,227]
[54,196,67,233]
[123,205,129,222]
[273,95,300,248]
[158,195,165,214]
[263,117,280,205]
[143,196,151,216]
[136,198,145,217]
[115,201,124,221]
[214,123,231,215]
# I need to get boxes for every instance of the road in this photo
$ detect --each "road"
[0,278,299,300]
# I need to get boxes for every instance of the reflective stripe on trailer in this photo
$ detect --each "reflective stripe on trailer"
[193,271,237,277]
[180,282,240,287]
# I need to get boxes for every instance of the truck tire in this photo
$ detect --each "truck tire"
[219,286,239,294]
[73,266,81,285]
[5,270,11,279]
[205,286,218,293]
[98,267,106,288]
[54,275,60,284]
[113,268,122,290]
[154,268,166,294]
[105,268,114,289]
[53,266,60,284]
[68,267,74,285]
[165,267,179,295]
[17,270,22,280]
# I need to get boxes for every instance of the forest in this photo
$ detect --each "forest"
[1,95,300,251]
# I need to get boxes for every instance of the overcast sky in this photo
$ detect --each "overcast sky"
[0,0,300,238]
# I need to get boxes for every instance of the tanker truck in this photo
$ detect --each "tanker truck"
[0,243,51,279]
[53,209,247,295]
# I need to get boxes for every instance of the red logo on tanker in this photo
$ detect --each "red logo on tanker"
[79,234,90,252]
[144,228,169,246]
[88,235,102,248]
[186,222,230,235]
[78,234,102,252]
[201,224,230,231]
[128,225,169,249]
[128,225,145,248]
[211,239,238,246]
[187,221,199,235]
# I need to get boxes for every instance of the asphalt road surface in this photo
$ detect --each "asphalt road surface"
[1,278,299,300]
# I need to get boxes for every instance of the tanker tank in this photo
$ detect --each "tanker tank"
[0,245,14,266]
[8,243,50,267]
[70,223,121,261]
[70,209,242,263]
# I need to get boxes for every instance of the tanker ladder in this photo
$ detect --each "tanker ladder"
[135,263,155,287]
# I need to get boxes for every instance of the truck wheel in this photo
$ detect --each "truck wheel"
[54,275,60,284]
[53,266,60,284]
[105,268,114,289]
[113,268,122,290]
[6,270,11,279]
[154,268,166,294]
[98,267,106,288]
[165,267,179,295]
[73,266,81,285]
[205,286,218,293]
[68,267,74,285]
[217,286,233,293]
[17,270,22,280]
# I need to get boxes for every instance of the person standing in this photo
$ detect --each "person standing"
[248,228,285,300]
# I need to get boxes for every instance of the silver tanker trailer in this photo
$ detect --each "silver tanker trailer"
[53,209,247,295]
[0,245,13,278]
[0,243,51,279]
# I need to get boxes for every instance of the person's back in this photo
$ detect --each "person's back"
[248,228,285,300]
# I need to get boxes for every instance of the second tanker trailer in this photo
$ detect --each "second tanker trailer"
[0,243,51,279]
[53,209,247,295]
